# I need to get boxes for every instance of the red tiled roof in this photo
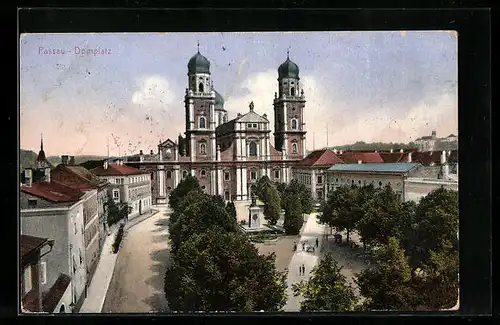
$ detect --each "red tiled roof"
[52,165,108,190]
[379,152,406,163]
[42,273,71,313]
[409,151,443,165]
[296,149,345,167]
[338,152,384,164]
[21,181,84,203]
[21,235,49,263]
[91,163,149,176]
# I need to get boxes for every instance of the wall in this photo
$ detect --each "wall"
[405,178,458,203]
[52,282,72,313]
[326,172,405,200]
[67,203,87,310]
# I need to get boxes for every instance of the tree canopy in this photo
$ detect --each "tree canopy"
[283,191,303,235]
[292,254,358,312]
[168,175,201,212]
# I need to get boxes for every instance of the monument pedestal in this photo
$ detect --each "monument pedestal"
[248,206,262,229]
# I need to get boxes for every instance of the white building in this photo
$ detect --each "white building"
[90,160,152,219]
[404,178,458,203]
[326,163,422,201]
[20,179,89,313]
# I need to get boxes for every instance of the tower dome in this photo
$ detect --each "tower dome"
[278,54,299,79]
[188,51,211,74]
[214,90,225,111]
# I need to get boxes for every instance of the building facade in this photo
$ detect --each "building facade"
[20,181,88,313]
[125,50,307,211]
[326,163,422,201]
[91,161,152,219]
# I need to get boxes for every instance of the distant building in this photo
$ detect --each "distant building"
[35,135,53,171]
[404,177,458,203]
[20,234,54,313]
[20,180,88,313]
[326,163,422,201]
[414,130,458,151]
[90,160,152,220]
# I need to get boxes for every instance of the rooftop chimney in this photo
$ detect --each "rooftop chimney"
[150,149,154,155]
[61,155,69,165]
[358,160,362,164]
[390,148,393,153]
[103,161,108,170]
[339,150,343,155]
[139,150,143,155]
[69,156,75,165]
[408,152,412,163]
[400,149,404,153]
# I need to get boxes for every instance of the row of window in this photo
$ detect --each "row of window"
[128,185,150,200]
[84,219,99,248]
[329,178,401,188]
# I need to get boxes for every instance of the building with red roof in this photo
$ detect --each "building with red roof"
[20,180,89,313]
[91,160,152,220]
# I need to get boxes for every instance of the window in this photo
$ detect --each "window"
[274,169,280,179]
[224,171,230,181]
[292,143,298,154]
[115,178,120,184]
[248,142,257,157]
[74,222,77,234]
[200,169,207,177]
[200,143,206,155]
[79,249,83,265]
[166,171,172,179]
[224,190,230,201]
[290,87,295,96]
[182,170,188,179]
[27,199,37,208]
[291,118,298,130]
[23,266,32,294]
[247,123,258,129]
[198,82,204,93]
[72,257,76,274]
[317,176,323,184]
[199,117,206,129]
[113,189,120,201]
[250,171,258,180]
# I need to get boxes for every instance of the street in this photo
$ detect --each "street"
[283,213,326,311]
[101,206,171,313]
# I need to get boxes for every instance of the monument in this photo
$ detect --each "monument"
[248,192,262,229]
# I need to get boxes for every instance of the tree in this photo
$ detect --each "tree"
[357,184,401,246]
[412,187,459,267]
[275,182,288,210]
[355,237,414,310]
[104,197,132,226]
[395,200,420,268]
[225,201,237,221]
[286,179,313,214]
[168,175,201,212]
[256,176,271,201]
[164,227,287,312]
[283,192,303,235]
[169,193,238,255]
[292,254,358,311]
[262,183,282,226]
[411,240,459,310]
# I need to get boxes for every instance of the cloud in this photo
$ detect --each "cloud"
[224,70,457,150]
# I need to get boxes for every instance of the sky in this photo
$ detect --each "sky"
[20,31,458,157]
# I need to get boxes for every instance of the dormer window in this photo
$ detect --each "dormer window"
[199,117,206,129]
[247,123,258,129]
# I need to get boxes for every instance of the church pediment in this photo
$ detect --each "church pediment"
[159,139,177,149]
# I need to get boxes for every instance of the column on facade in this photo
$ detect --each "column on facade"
[190,135,196,161]
[283,102,288,151]
[188,99,195,130]
[241,135,247,161]
[173,166,180,188]
[266,166,271,178]
[236,166,242,199]
[190,168,196,177]
[241,167,248,200]
[265,135,271,160]
[311,169,317,200]
[302,135,307,157]
[158,168,165,197]
[210,168,217,195]
[217,167,224,196]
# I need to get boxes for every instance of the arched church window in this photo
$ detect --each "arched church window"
[291,118,298,130]
[200,143,207,155]
[199,117,206,129]
[200,169,207,177]
[166,171,172,179]
[290,87,295,96]
[248,142,257,157]
[198,82,204,93]
[292,142,298,154]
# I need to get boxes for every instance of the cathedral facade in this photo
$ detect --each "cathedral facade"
[125,50,307,204]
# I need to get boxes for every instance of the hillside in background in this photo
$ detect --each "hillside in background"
[326,141,418,152]
[20,149,109,170]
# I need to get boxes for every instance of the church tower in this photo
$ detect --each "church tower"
[273,51,307,159]
[184,45,217,162]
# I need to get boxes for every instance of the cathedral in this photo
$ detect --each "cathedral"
[125,49,307,204]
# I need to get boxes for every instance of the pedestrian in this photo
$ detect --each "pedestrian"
[293,243,297,251]
[302,264,305,275]
[302,242,306,250]
[316,238,319,247]
[299,265,302,276]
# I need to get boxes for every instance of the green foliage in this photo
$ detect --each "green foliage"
[104,197,132,227]
[20,149,37,170]
[355,237,414,310]
[285,179,313,214]
[256,176,271,200]
[164,228,287,312]
[283,192,303,235]
[329,141,417,152]
[168,175,201,212]
[292,254,358,311]
[225,201,237,221]
[111,224,125,253]
[254,177,282,226]
[169,193,238,256]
